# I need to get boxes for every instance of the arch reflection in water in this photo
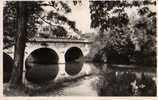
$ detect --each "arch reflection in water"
[25,48,59,84]
[3,52,14,83]
[65,47,84,75]
[65,62,84,76]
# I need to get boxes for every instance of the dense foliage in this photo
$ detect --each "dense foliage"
[3,1,80,48]
[89,0,156,66]
[3,1,43,48]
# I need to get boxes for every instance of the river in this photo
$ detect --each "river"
[25,63,156,96]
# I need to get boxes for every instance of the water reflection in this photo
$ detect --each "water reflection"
[65,62,83,76]
[23,63,156,96]
[25,63,59,84]
[93,64,156,96]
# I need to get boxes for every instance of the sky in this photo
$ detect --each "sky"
[66,0,92,33]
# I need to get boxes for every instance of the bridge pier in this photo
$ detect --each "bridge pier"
[59,54,65,64]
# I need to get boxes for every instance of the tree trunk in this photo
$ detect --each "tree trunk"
[9,2,27,87]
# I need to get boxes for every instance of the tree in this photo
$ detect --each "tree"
[3,1,80,48]
[3,1,43,87]
[51,26,67,37]
[131,6,156,65]
[4,1,81,87]
[3,1,43,48]
[89,0,156,65]
[89,1,134,64]
[9,2,28,87]
[7,1,43,87]
[38,1,81,37]
[3,1,17,49]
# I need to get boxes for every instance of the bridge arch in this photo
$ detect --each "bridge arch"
[64,47,84,76]
[64,47,84,63]
[25,48,59,84]
[3,52,14,83]
[25,48,59,64]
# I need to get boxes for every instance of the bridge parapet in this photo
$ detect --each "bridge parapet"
[28,38,93,44]
[4,38,93,64]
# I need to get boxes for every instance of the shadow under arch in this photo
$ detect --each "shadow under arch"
[3,52,14,83]
[65,47,84,76]
[25,48,59,84]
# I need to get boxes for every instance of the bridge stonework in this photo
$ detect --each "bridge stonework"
[3,39,93,83]
[4,39,92,64]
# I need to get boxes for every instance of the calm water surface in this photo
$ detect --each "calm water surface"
[26,63,156,96]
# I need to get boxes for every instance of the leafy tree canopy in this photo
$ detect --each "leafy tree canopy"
[3,1,81,48]
[89,0,156,65]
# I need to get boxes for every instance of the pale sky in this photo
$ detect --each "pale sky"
[66,0,92,33]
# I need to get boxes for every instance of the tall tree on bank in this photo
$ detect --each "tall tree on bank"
[4,1,81,87]
[9,2,27,87]
[6,1,43,87]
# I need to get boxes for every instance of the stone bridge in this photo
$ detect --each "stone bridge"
[3,38,93,84]
[4,38,92,63]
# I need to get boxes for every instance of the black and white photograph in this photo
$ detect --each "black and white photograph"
[2,0,157,97]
